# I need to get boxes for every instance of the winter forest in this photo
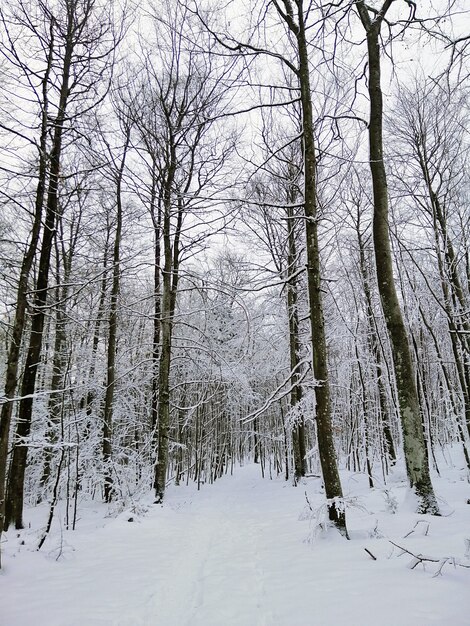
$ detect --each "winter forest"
[1,0,470,623]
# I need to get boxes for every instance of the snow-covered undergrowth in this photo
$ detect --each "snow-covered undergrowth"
[2,451,470,625]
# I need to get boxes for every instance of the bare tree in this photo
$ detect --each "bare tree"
[124,3,238,502]
[2,0,121,534]
[94,111,131,503]
[243,112,309,480]
[0,0,54,549]
[388,78,470,441]
[355,0,439,513]
[193,0,349,533]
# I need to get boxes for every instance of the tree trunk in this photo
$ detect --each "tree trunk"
[40,241,74,495]
[356,0,439,513]
[153,137,178,502]
[286,201,307,479]
[102,131,129,503]
[293,0,347,534]
[0,30,53,552]
[150,160,162,434]
[4,18,75,529]
[356,214,396,466]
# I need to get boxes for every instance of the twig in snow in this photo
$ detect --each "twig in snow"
[304,491,313,512]
[364,548,377,560]
[403,520,429,538]
[389,540,470,575]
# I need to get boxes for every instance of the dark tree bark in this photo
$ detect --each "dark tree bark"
[153,163,177,501]
[4,0,121,531]
[354,204,396,467]
[82,229,111,418]
[0,11,53,549]
[149,158,162,434]
[40,214,78,495]
[102,128,130,503]
[4,6,76,529]
[355,0,439,513]
[286,183,307,480]
[271,0,347,534]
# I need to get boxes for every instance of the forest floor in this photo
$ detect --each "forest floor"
[2,452,470,626]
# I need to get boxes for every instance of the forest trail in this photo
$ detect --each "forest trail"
[150,466,280,626]
[2,463,469,626]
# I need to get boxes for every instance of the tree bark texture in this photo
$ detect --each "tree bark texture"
[0,27,53,545]
[275,0,347,534]
[153,131,178,502]
[102,129,130,503]
[356,0,439,513]
[4,18,74,528]
[286,201,307,479]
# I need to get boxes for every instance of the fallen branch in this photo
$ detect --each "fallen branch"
[364,548,377,561]
[403,520,429,538]
[389,541,470,576]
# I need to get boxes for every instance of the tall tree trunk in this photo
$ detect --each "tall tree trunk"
[83,238,110,417]
[150,159,162,433]
[355,213,396,465]
[4,14,75,529]
[0,27,53,555]
[274,0,347,534]
[153,138,178,502]
[40,237,74,495]
[102,131,130,503]
[286,201,307,479]
[355,341,374,488]
[356,0,439,514]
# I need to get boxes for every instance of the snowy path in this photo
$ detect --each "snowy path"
[2,463,470,625]
[152,474,278,626]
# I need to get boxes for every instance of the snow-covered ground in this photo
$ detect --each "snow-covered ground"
[2,453,470,626]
